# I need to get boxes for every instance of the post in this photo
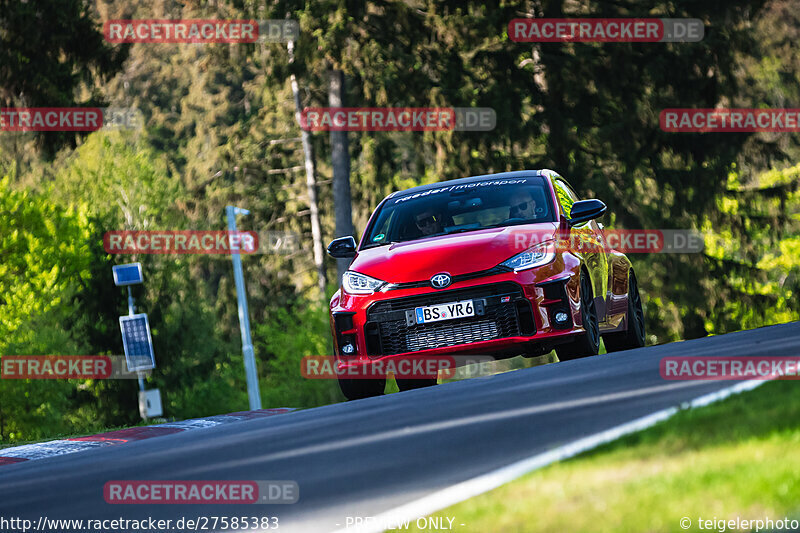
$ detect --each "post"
[127,286,145,393]
[227,206,262,411]
[127,286,135,316]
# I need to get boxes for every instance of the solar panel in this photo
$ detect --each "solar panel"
[119,314,156,371]
[112,263,143,286]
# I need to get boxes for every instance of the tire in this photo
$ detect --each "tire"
[556,272,600,361]
[603,269,646,352]
[337,378,386,401]
[396,378,438,391]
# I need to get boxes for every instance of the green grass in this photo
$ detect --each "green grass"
[407,380,800,532]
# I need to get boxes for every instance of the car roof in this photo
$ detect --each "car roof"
[385,169,561,199]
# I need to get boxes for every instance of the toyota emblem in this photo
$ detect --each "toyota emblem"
[430,273,452,289]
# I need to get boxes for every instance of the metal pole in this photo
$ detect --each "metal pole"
[138,369,146,422]
[227,206,262,410]
[127,286,135,316]
[127,286,145,394]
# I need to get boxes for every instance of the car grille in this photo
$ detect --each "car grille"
[365,282,534,356]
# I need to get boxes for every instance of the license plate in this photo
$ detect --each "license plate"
[415,300,475,324]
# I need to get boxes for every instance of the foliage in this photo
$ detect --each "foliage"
[2,0,799,442]
[0,178,93,350]
[0,178,95,441]
[701,162,800,333]
[255,300,341,408]
[0,0,128,157]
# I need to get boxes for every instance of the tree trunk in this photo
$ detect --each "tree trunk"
[288,41,326,299]
[329,68,354,286]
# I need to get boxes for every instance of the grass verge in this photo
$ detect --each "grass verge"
[408,379,800,532]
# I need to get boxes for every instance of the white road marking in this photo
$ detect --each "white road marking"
[238,380,712,466]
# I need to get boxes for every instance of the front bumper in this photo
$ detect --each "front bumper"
[329,258,583,372]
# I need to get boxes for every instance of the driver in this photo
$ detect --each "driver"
[414,209,444,236]
[509,190,537,220]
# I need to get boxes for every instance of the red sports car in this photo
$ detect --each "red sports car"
[327,170,645,400]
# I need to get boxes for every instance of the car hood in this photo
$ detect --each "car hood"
[351,223,559,283]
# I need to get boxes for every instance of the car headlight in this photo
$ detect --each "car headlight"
[500,241,556,272]
[342,271,386,294]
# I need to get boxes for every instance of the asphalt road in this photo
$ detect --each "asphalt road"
[2,322,799,532]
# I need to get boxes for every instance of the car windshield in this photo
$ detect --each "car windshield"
[362,176,554,248]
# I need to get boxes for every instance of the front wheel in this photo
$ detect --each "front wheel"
[337,378,386,401]
[556,272,600,361]
[603,269,646,352]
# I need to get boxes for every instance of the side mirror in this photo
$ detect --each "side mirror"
[568,199,607,226]
[327,236,357,258]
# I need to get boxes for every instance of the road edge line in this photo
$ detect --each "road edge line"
[335,379,764,533]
